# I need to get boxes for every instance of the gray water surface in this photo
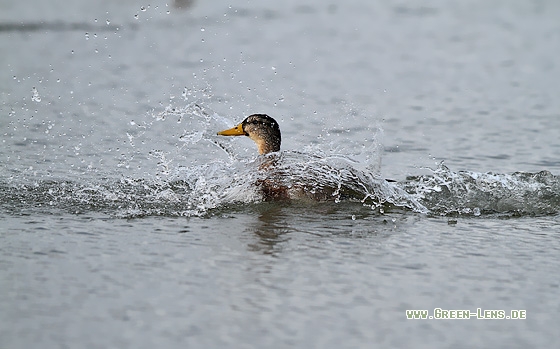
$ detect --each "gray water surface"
[1,1,560,348]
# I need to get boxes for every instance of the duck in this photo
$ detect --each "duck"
[218,114,291,200]
[217,114,392,203]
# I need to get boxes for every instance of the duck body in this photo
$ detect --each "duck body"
[251,151,373,203]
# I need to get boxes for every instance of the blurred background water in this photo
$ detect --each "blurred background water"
[1,0,560,348]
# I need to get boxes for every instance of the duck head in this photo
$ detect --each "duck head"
[217,114,281,154]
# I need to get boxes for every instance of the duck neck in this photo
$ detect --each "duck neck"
[250,134,281,154]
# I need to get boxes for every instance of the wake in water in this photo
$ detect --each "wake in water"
[1,100,559,218]
[400,163,560,217]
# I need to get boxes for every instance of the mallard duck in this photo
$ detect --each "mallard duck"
[217,114,281,154]
[218,114,291,200]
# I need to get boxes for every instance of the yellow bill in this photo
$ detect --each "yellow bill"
[217,123,245,136]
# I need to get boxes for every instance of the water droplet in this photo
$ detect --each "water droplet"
[31,87,41,102]
[85,32,89,40]
[200,27,205,32]
[106,19,110,25]
[351,215,356,220]
[140,6,146,11]
[134,14,139,19]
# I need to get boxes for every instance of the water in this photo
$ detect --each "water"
[1,0,560,348]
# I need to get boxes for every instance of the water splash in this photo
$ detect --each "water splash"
[2,99,558,218]
[400,163,560,216]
